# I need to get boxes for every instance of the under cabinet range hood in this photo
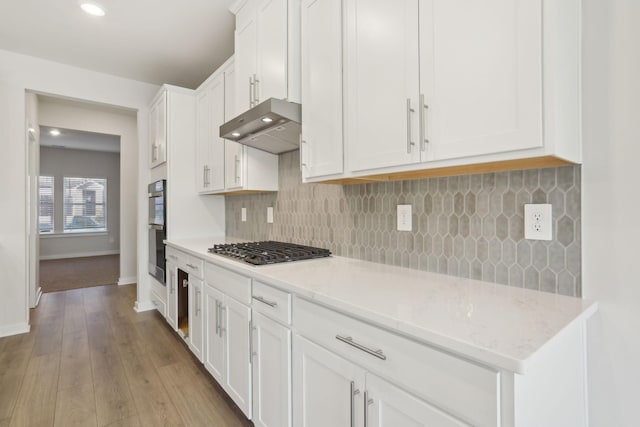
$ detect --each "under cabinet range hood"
[220,98,301,154]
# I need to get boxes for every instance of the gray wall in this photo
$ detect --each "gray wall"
[39,146,120,259]
[226,151,581,296]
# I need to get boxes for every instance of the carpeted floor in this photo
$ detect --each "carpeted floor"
[39,254,120,293]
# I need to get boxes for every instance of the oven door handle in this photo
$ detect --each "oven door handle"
[148,224,164,231]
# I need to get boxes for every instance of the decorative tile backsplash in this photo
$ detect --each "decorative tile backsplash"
[226,151,581,296]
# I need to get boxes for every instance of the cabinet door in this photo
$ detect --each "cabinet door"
[256,0,288,103]
[204,284,225,383]
[209,74,226,191]
[420,0,542,161]
[166,262,178,330]
[195,86,212,193]
[345,0,420,172]
[224,141,245,190]
[188,277,204,362]
[224,296,252,418]
[235,0,258,113]
[301,0,344,179]
[293,334,365,427]
[252,312,291,427]
[366,374,468,427]
[150,92,167,168]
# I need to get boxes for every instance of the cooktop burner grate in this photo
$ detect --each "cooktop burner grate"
[207,241,331,265]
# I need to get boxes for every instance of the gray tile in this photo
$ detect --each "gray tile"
[226,150,581,296]
[557,215,575,247]
[524,266,540,290]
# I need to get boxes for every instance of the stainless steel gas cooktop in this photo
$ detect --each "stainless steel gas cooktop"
[207,241,331,266]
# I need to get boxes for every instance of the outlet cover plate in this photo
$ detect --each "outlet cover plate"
[267,207,274,224]
[241,207,247,222]
[524,204,552,240]
[397,204,412,231]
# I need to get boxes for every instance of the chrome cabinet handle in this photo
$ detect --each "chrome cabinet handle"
[215,300,221,336]
[406,98,415,154]
[195,289,201,316]
[364,391,373,427]
[234,155,240,185]
[419,93,429,151]
[249,76,255,108]
[182,278,188,288]
[203,166,208,187]
[186,263,198,271]
[170,272,175,294]
[336,335,387,360]
[253,74,260,105]
[152,143,158,162]
[350,381,360,427]
[167,254,177,260]
[252,295,277,308]
[300,139,307,168]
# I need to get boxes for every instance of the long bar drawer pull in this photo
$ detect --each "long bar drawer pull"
[186,263,198,270]
[336,335,387,360]
[252,295,278,307]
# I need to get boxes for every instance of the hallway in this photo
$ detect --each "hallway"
[0,284,252,426]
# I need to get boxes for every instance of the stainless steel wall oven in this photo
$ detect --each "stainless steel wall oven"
[148,179,166,284]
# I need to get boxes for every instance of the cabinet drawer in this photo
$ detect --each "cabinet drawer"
[205,262,251,305]
[293,297,499,427]
[166,247,204,279]
[150,291,166,318]
[252,280,291,325]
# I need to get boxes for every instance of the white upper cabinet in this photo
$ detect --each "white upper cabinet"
[195,72,226,193]
[300,0,344,181]
[149,91,167,168]
[231,0,301,115]
[320,0,582,180]
[421,0,542,162]
[195,57,279,194]
[345,0,421,172]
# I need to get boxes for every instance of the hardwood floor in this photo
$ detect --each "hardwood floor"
[0,284,253,427]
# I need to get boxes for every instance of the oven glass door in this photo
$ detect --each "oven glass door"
[149,194,165,225]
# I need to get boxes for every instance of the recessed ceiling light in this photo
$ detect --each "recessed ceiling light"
[79,2,107,17]
[49,129,61,136]
[231,132,241,137]
[261,117,273,123]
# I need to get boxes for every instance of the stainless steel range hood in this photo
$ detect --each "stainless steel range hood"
[219,98,301,154]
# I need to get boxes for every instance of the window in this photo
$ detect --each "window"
[38,176,54,233]
[63,177,107,232]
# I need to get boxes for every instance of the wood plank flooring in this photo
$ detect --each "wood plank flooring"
[0,284,253,427]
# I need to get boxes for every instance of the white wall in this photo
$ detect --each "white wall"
[38,99,138,284]
[0,48,158,337]
[582,1,640,426]
[25,92,40,308]
[39,146,121,259]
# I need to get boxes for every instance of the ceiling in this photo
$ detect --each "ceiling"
[0,0,236,89]
[40,126,121,153]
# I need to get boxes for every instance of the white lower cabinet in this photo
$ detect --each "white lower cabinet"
[188,276,204,362]
[165,261,178,330]
[203,263,253,419]
[293,335,466,427]
[252,311,291,427]
[366,373,467,427]
[293,334,366,427]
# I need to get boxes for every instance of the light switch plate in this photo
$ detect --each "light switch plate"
[241,207,247,222]
[267,207,274,224]
[524,204,552,240]
[397,204,412,231]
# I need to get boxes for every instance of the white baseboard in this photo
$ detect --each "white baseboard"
[0,322,30,338]
[118,276,136,286]
[134,300,156,313]
[39,250,120,260]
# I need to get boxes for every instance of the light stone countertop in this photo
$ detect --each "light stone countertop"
[166,236,597,374]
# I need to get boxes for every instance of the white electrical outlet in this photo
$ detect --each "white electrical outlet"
[397,204,412,231]
[241,207,247,222]
[267,207,274,224]
[524,204,552,240]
